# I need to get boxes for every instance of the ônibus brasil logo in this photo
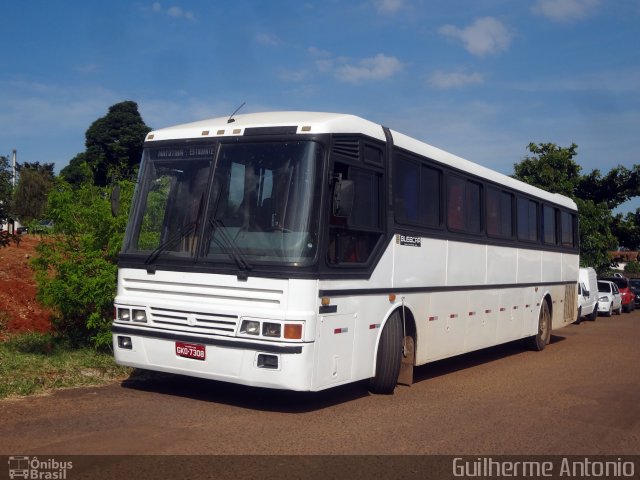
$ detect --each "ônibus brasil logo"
[7,456,73,479]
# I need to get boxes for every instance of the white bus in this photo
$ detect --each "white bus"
[113,111,579,394]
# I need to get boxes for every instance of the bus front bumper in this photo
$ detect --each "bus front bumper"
[112,325,316,391]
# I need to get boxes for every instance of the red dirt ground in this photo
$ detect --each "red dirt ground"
[0,235,52,336]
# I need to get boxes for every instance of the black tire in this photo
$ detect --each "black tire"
[605,304,612,317]
[526,300,551,351]
[369,311,403,394]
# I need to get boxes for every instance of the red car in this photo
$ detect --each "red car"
[601,276,636,313]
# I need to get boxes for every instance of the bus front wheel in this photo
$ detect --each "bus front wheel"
[526,300,551,351]
[369,311,403,394]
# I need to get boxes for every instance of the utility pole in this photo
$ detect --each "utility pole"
[11,149,17,187]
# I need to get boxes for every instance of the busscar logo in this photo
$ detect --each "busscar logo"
[8,456,73,479]
[396,234,421,247]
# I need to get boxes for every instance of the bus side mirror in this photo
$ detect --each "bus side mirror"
[333,177,354,218]
[111,184,121,217]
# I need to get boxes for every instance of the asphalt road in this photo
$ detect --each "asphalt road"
[1,310,639,459]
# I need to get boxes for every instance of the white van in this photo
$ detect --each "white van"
[577,267,598,321]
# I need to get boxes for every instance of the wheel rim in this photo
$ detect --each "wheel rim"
[540,305,549,339]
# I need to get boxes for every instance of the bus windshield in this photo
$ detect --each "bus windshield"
[123,140,322,266]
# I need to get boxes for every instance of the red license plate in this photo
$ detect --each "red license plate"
[175,342,206,361]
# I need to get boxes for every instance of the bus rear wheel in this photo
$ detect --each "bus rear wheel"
[369,311,403,394]
[526,300,551,351]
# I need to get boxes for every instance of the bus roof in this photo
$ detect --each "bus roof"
[146,111,577,211]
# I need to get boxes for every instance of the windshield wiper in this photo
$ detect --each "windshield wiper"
[208,217,253,278]
[144,221,197,270]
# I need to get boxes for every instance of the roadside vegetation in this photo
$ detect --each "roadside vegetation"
[0,331,131,399]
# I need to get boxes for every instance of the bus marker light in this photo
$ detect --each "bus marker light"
[468,311,476,316]
[369,323,380,329]
[321,296,331,306]
[284,324,302,339]
[485,309,492,314]
[428,316,438,321]
[201,130,209,136]
[217,129,225,135]
[388,293,396,302]
[334,328,348,334]
[233,128,241,134]
[301,126,311,132]
[449,314,458,319]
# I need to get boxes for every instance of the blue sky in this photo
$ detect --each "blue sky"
[1,0,639,211]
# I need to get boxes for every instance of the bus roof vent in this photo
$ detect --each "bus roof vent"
[332,138,360,160]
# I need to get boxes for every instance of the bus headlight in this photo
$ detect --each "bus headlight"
[262,322,282,338]
[241,320,260,335]
[117,308,131,321]
[132,309,147,322]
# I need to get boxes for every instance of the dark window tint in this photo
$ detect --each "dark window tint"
[517,197,538,242]
[349,168,380,229]
[447,175,481,234]
[486,187,513,238]
[394,155,440,227]
[561,211,575,248]
[542,205,557,245]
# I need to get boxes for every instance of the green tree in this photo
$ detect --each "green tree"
[513,142,618,273]
[59,152,92,187]
[0,155,13,221]
[12,162,55,223]
[612,209,640,250]
[513,143,581,197]
[577,165,640,210]
[32,179,134,348]
[85,101,151,186]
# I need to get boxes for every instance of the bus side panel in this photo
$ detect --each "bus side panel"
[517,249,542,283]
[313,313,355,389]
[447,242,485,285]
[465,290,498,352]
[393,237,447,289]
[487,246,517,285]
[541,250,562,283]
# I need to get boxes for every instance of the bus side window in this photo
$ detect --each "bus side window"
[328,163,382,265]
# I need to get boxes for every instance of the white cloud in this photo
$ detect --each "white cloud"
[532,0,600,22]
[439,17,512,57]
[374,0,405,14]
[335,54,404,84]
[428,71,483,89]
[256,33,282,46]
[151,2,195,21]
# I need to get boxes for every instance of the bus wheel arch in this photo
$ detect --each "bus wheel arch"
[368,306,416,394]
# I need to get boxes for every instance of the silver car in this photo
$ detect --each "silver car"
[597,280,622,316]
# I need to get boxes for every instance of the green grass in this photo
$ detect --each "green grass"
[0,332,132,399]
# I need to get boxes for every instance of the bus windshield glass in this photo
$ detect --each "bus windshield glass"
[123,140,322,266]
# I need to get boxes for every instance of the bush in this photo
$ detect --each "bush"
[31,179,134,349]
[624,260,640,274]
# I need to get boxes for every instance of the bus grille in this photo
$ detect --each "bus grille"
[149,307,239,335]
